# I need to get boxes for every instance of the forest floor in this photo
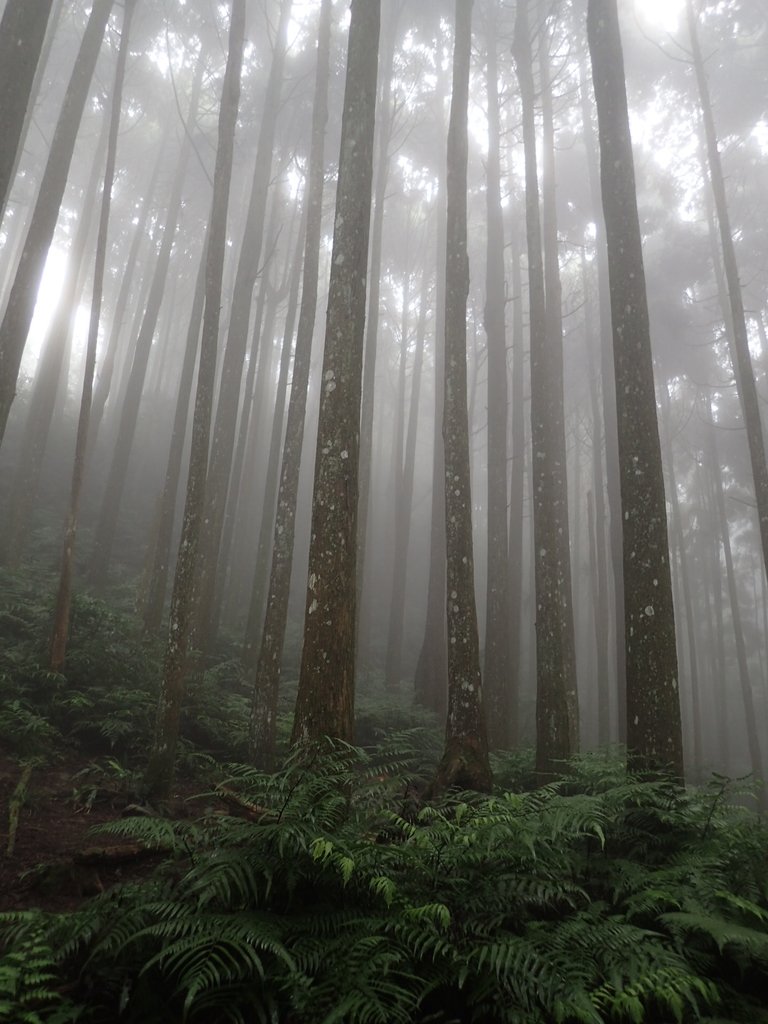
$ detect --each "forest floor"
[0,753,206,914]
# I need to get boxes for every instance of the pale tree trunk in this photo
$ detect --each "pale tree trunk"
[413,55,449,717]
[660,387,703,777]
[142,242,207,633]
[587,0,683,779]
[145,0,245,799]
[0,0,114,446]
[194,0,293,654]
[248,0,332,768]
[507,224,526,746]
[291,0,380,749]
[687,0,768,589]
[0,0,55,222]
[50,0,136,670]
[384,254,427,692]
[704,396,763,784]
[514,0,578,779]
[432,0,492,796]
[482,8,511,749]
[89,58,203,587]
[238,215,303,660]
[89,138,168,445]
[3,115,109,567]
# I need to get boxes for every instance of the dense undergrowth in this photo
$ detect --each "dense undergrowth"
[1,570,768,1023]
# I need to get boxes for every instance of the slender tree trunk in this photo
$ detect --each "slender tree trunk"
[587,0,683,779]
[3,115,109,566]
[661,387,703,778]
[356,1,400,662]
[704,396,763,783]
[580,58,625,740]
[291,0,380,749]
[482,9,511,749]
[507,224,526,746]
[89,138,167,445]
[89,59,203,587]
[514,0,578,779]
[413,57,449,717]
[248,0,333,767]
[194,0,293,653]
[50,0,136,670]
[384,258,427,692]
[0,0,114,445]
[240,217,304,661]
[144,0,245,798]
[0,0,55,223]
[433,0,492,795]
[142,242,207,633]
[687,0,768,589]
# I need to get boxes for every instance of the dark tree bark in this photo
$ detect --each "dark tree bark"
[145,0,246,798]
[0,0,55,223]
[194,0,293,654]
[482,9,511,749]
[88,58,203,587]
[0,0,115,446]
[291,0,380,748]
[587,0,683,779]
[50,0,137,670]
[249,0,333,767]
[432,0,492,795]
[514,0,578,780]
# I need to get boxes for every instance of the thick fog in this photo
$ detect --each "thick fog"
[1,0,767,787]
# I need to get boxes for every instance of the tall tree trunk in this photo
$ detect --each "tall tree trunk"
[587,0,683,779]
[356,1,400,662]
[661,387,703,778]
[144,0,245,798]
[194,0,293,653]
[50,0,136,670]
[248,0,333,767]
[3,114,109,567]
[89,138,168,445]
[482,9,511,749]
[0,0,114,445]
[704,396,763,783]
[687,0,768,589]
[0,0,55,222]
[514,0,578,779]
[89,58,203,587]
[291,0,380,748]
[432,0,492,795]
[507,224,526,746]
[142,241,207,633]
[384,257,427,692]
[413,55,449,717]
[580,58,625,740]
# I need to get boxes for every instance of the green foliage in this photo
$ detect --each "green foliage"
[0,913,82,1023]
[4,748,767,1023]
